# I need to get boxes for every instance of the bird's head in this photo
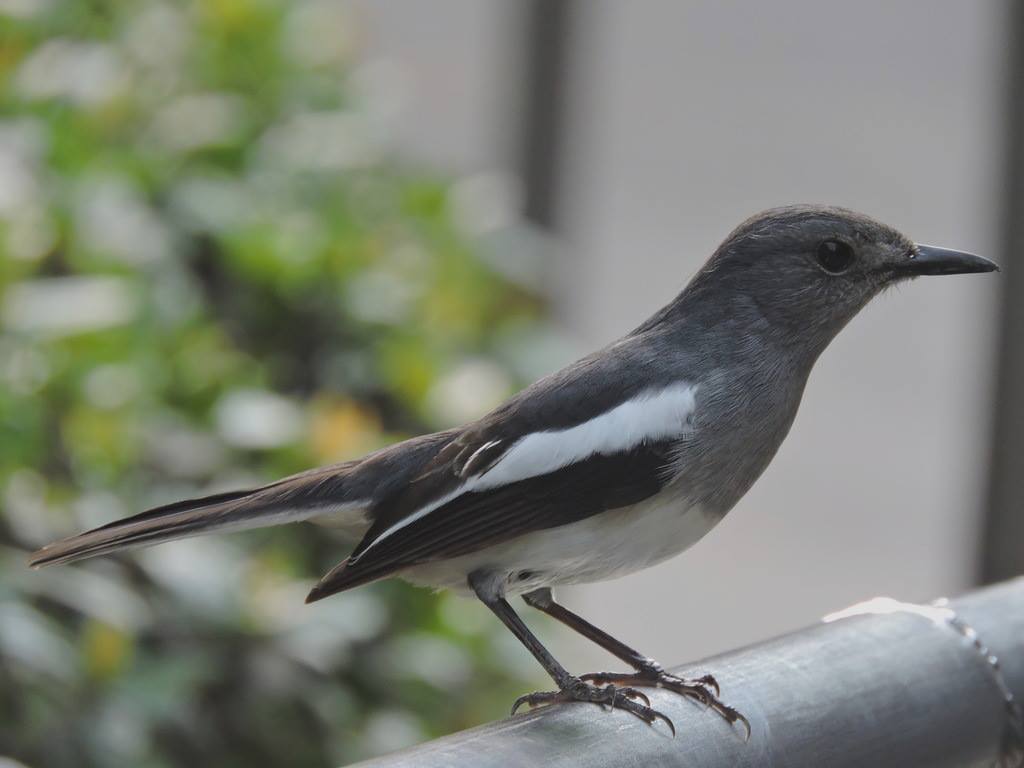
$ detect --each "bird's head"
[686,205,997,356]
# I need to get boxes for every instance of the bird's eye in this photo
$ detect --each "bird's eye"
[816,239,855,274]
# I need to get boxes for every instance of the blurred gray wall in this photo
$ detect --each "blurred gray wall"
[351,0,522,175]
[352,1,1008,668]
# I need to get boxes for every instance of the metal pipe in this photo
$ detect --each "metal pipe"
[352,578,1024,768]
[518,0,574,231]
[983,0,1024,584]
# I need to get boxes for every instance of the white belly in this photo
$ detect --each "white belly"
[401,486,722,597]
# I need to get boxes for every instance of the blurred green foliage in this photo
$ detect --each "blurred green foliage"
[0,1,554,765]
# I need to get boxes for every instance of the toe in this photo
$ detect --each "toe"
[617,686,651,707]
[510,689,559,715]
[693,673,720,697]
[510,693,532,716]
[624,699,676,737]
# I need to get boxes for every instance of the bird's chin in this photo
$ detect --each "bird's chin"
[867,265,928,292]
[877,267,916,285]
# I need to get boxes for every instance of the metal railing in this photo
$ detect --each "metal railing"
[352,578,1024,768]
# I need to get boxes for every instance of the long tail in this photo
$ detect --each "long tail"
[29,429,459,569]
[28,465,366,568]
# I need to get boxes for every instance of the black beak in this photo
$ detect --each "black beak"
[896,244,999,276]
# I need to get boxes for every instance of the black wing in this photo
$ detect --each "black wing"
[306,439,675,600]
[361,336,677,546]
[305,331,692,600]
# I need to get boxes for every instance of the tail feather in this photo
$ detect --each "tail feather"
[87,487,257,533]
[29,471,366,569]
[28,428,459,576]
[305,557,397,603]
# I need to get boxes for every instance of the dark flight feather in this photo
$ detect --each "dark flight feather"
[306,440,676,601]
[29,430,459,569]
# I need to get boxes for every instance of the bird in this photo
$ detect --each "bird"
[30,205,998,736]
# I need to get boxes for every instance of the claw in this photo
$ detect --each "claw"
[659,711,677,737]
[575,667,747,738]
[634,699,676,737]
[611,693,676,736]
[511,689,557,715]
[510,694,530,716]
[710,699,751,741]
[694,673,721,697]
[597,684,615,711]
[509,677,676,735]
[622,687,651,707]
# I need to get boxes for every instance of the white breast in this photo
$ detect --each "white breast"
[402,484,721,596]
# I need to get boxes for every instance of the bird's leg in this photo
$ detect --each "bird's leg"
[521,588,715,690]
[468,572,674,733]
[522,587,749,738]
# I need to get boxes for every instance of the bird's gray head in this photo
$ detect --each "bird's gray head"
[679,204,997,358]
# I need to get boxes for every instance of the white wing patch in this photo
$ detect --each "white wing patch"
[460,439,503,477]
[352,382,698,561]
[473,383,697,489]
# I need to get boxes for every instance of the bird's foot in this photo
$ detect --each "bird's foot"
[511,676,676,735]
[581,663,750,739]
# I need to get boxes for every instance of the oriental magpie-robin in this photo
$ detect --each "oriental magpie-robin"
[31,205,998,735]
